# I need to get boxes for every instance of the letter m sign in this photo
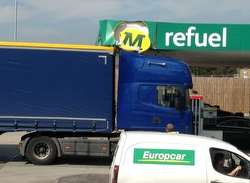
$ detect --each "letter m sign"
[123,32,146,48]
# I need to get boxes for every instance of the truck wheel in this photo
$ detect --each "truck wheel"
[25,136,57,165]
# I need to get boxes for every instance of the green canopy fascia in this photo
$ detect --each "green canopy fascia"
[97,19,250,52]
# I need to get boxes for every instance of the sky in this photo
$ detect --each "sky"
[0,0,249,44]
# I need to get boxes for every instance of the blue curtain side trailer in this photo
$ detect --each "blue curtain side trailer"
[0,47,115,134]
[0,45,117,164]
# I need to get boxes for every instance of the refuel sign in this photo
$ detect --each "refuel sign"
[165,26,227,48]
[134,148,195,165]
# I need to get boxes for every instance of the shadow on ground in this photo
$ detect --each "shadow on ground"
[0,144,112,166]
[0,144,22,162]
[56,156,112,166]
[57,174,109,183]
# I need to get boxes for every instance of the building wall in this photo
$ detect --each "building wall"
[192,77,250,114]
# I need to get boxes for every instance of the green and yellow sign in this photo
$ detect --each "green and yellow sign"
[114,22,151,52]
[133,148,195,166]
[97,20,250,52]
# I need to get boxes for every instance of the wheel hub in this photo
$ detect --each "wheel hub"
[33,142,50,160]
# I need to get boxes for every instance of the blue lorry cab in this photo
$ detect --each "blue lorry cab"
[117,51,193,133]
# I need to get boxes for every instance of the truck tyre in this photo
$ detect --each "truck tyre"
[25,136,57,165]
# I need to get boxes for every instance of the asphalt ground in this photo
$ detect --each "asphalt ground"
[0,132,110,183]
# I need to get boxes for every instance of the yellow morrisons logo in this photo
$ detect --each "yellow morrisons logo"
[115,22,151,52]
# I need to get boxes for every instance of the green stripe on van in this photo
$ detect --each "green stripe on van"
[134,148,195,166]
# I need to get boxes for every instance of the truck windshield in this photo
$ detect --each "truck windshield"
[157,85,187,110]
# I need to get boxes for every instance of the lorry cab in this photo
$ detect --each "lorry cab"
[110,131,250,183]
[117,51,193,133]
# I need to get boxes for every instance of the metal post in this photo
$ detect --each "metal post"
[194,99,198,135]
[198,100,202,135]
[14,0,18,41]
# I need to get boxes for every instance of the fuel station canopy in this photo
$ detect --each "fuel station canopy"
[97,20,250,67]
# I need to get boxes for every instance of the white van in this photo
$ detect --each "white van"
[110,131,250,183]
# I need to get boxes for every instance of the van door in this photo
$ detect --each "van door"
[207,148,250,183]
[118,142,207,183]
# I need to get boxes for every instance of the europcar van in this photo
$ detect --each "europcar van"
[110,131,250,183]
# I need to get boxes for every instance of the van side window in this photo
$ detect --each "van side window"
[210,148,250,179]
[157,86,181,108]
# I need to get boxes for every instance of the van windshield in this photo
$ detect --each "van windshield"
[210,148,250,179]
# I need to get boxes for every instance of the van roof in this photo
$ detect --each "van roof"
[122,131,238,151]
